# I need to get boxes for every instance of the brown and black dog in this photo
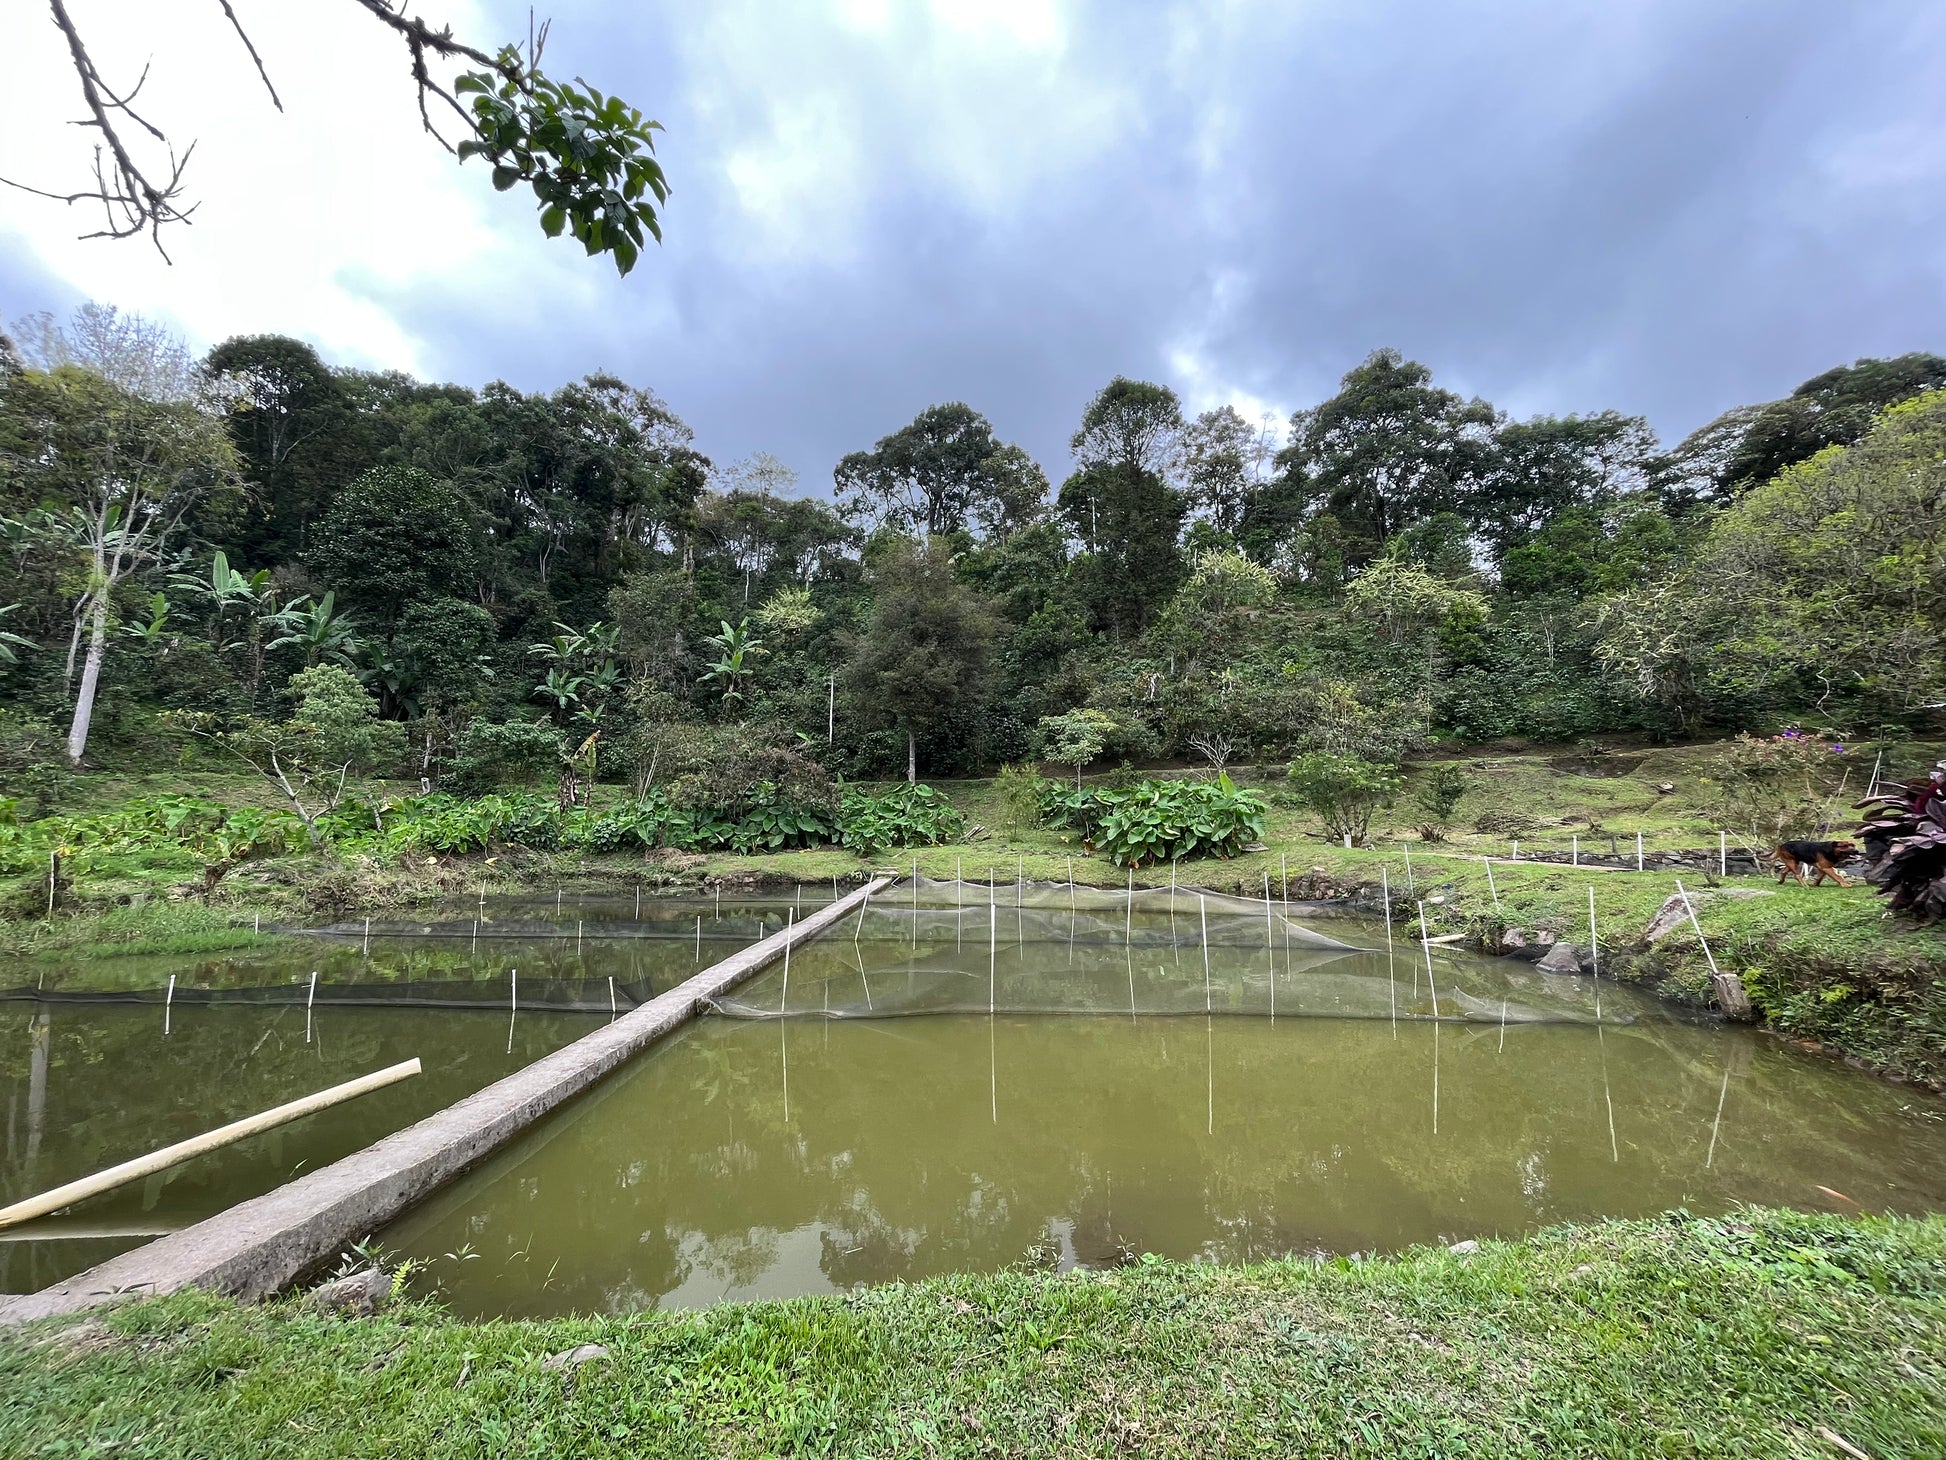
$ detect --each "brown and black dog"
[1771,839,1860,887]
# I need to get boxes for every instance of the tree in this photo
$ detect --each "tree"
[1474,410,1658,564]
[1037,707,1115,789]
[1059,378,1188,639]
[306,466,482,627]
[845,539,995,781]
[192,665,406,848]
[13,3,667,272]
[0,334,239,763]
[1280,350,1497,567]
[1286,753,1402,846]
[1716,354,1946,499]
[1178,405,1267,540]
[834,403,1046,539]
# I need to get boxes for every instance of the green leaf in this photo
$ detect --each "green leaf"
[490,166,521,193]
[539,205,566,238]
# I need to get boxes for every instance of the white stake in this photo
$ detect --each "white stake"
[1636,831,1644,872]
[696,915,701,960]
[1280,853,1289,908]
[1199,893,1212,1012]
[1263,870,1274,949]
[1484,857,1500,912]
[1719,832,1728,877]
[1126,868,1134,943]
[1381,866,1396,1035]
[1511,839,1519,862]
[608,976,617,1020]
[306,970,318,1044]
[1674,879,1722,981]
[1416,901,1438,1015]
[1588,885,1601,1022]
[636,884,641,918]
[510,967,517,1013]
[164,974,175,1036]
[576,919,583,949]
[362,916,370,954]
[1572,835,1578,867]
[782,908,794,1008]
[1403,843,1414,894]
[253,914,260,935]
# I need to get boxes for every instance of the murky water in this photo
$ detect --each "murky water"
[0,894,806,1293]
[7,888,1944,1313]
[381,896,1946,1317]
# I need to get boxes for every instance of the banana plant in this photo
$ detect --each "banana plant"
[360,642,423,720]
[699,618,764,705]
[532,665,587,716]
[118,592,173,647]
[269,591,361,669]
[0,603,34,664]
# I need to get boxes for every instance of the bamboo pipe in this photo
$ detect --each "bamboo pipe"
[0,1059,422,1231]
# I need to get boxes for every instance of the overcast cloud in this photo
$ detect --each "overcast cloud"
[3,0,1942,485]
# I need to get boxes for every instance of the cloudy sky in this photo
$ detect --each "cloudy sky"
[3,0,1942,486]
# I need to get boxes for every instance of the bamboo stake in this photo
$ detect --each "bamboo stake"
[1484,857,1500,912]
[164,974,175,1037]
[0,1061,423,1230]
[305,970,318,1045]
[1199,894,1212,1012]
[1382,866,1396,1035]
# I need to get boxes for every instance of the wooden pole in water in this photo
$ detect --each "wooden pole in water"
[1416,902,1438,1014]
[0,1061,424,1231]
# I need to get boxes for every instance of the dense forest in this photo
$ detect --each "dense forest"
[2,303,1942,809]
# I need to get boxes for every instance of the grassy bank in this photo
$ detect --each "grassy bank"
[4,1209,1942,1458]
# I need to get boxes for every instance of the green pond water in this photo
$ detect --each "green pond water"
[0,894,805,1295]
[6,888,1945,1314]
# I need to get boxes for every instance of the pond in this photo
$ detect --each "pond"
[0,893,812,1294]
[380,885,1946,1317]
[5,884,1943,1314]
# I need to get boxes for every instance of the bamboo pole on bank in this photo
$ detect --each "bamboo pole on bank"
[0,1060,423,1231]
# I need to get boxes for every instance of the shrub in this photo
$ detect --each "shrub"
[446,719,568,793]
[1710,730,1852,858]
[1032,774,1265,866]
[840,783,968,856]
[1286,753,1402,845]
[992,763,1051,832]
[1414,764,1468,841]
[1092,775,1266,867]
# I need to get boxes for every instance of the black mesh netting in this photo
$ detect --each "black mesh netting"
[712,876,1636,1026]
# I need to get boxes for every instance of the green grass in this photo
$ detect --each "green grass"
[4,1209,1942,1458]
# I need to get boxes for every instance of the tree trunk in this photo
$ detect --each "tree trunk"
[907,729,916,784]
[65,591,109,765]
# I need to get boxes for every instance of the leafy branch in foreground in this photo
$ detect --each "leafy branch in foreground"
[9,2,665,272]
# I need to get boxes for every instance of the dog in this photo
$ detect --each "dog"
[1771,839,1859,888]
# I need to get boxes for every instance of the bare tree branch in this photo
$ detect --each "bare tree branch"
[216,0,283,111]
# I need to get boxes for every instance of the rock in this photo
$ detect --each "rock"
[1644,888,1773,944]
[1499,928,1529,953]
[308,1268,391,1317]
[1535,941,1583,975]
[542,1344,610,1371]
[1447,1240,1480,1255]
[1655,782,1676,795]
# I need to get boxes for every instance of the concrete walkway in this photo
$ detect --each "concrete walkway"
[0,875,894,1326]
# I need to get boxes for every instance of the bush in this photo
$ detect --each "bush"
[1033,774,1265,867]
[1710,730,1852,858]
[446,719,568,794]
[840,783,968,856]
[1286,753,1402,845]
[1414,764,1468,841]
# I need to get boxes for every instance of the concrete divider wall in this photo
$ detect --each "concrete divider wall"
[0,875,894,1326]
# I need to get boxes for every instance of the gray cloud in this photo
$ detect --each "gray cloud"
[8,0,1943,486]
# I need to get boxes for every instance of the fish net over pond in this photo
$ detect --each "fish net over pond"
[715,876,1637,1026]
[0,973,655,1014]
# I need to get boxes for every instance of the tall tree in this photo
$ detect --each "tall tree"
[1665,353,1946,504]
[844,539,995,781]
[834,403,1046,538]
[1474,410,1658,564]
[306,466,482,629]
[1279,350,1496,568]
[0,355,238,763]
[1058,378,1188,638]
